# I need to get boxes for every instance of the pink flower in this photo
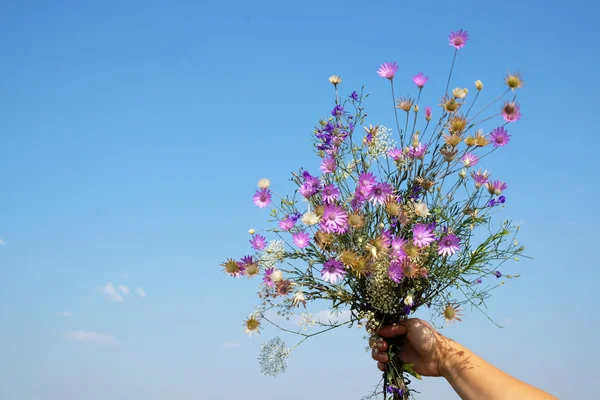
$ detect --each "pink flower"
[490,127,511,147]
[438,234,460,257]
[292,232,311,249]
[412,72,429,88]
[461,152,479,168]
[321,259,346,284]
[253,188,272,208]
[249,234,267,250]
[320,156,337,174]
[377,62,398,80]
[448,29,469,49]
[425,106,432,121]
[502,101,521,122]
[412,223,436,248]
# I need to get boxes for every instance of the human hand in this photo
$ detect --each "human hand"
[371,318,455,377]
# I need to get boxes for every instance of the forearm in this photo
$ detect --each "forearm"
[440,342,557,400]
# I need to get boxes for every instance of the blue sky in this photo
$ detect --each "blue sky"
[1,0,598,399]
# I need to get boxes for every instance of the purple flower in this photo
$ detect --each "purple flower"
[367,182,393,205]
[299,172,321,198]
[319,204,349,234]
[358,172,377,190]
[388,260,404,283]
[502,101,521,122]
[486,180,508,195]
[292,232,311,249]
[253,188,272,208]
[449,29,469,49]
[461,152,479,168]
[474,279,483,284]
[391,236,407,258]
[331,104,345,117]
[279,215,296,231]
[490,127,511,147]
[320,156,337,174]
[409,143,427,159]
[380,230,392,247]
[494,271,502,278]
[413,223,436,248]
[321,259,346,284]
[249,234,267,250]
[350,91,359,101]
[425,106,432,121]
[471,170,490,188]
[377,62,398,80]
[438,234,460,257]
[412,72,429,88]
[321,184,340,203]
[263,267,276,287]
[387,147,404,162]
[488,198,497,207]
[498,195,506,204]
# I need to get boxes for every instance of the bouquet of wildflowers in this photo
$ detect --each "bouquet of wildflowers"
[221,29,525,399]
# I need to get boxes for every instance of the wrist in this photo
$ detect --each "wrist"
[437,337,465,380]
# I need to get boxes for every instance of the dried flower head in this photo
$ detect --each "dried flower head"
[222,258,243,276]
[504,71,523,90]
[245,262,260,277]
[329,75,342,86]
[413,201,431,217]
[258,178,271,189]
[440,147,458,162]
[448,115,468,134]
[444,132,463,147]
[292,291,307,308]
[502,101,522,122]
[443,303,464,326]
[396,96,414,112]
[348,213,365,229]
[440,95,460,113]
[452,87,469,99]
[385,200,402,217]
[244,314,261,336]
[350,255,374,278]
[275,280,293,296]
[315,231,335,250]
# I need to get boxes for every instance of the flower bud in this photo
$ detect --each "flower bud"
[459,169,467,179]
[475,80,483,90]
[329,75,342,85]
[248,229,256,235]
[258,178,270,189]
[413,104,419,113]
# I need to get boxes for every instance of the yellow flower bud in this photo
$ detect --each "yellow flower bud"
[459,169,467,179]
[475,80,483,90]
[248,229,256,235]
[257,178,270,189]
[413,104,419,113]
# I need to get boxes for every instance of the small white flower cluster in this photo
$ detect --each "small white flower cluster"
[260,240,285,268]
[366,125,396,159]
[258,337,291,376]
[298,312,316,331]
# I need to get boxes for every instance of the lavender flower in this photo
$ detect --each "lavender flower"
[249,234,267,250]
[413,223,436,248]
[321,259,346,284]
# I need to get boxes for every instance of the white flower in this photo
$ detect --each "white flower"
[414,202,430,217]
[403,291,414,306]
[452,87,469,98]
[302,211,320,225]
[258,178,271,189]
[329,75,342,85]
[292,291,306,308]
[270,270,283,283]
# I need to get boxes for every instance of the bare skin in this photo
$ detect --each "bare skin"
[371,318,557,400]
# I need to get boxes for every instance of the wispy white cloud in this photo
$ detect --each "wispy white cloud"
[102,282,124,303]
[576,185,587,193]
[66,331,119,345]
[57,311,72,317]
[135,287,146,298]
[223,341,241,349]
[118,285,130,295]
[0,238,4,246]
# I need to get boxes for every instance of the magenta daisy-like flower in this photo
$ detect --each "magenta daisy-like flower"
[321,259,346,284]
[448,29,469,49]
[388,260,404,283]
[470,170,490,188]
[368,182,393,205]
[409,143,427,160]
[377,61,398,80]
[249,234,267,250]
[380,230,393,247]
[320,156,337,174]
[387,147,404,162]
[263,267,275,287]
[358,172,377,190]
[412,223,436,248]
[486,180,508,195]
[502,101,521,122]
[412,72,429,88]
[391,236,407,259]
[319,204,349,234]
[425,106,432,121]
[253,188,272,208]
[438,234,460,257]
[322,184,340,203]
[292,232,311,249]
[279,215,296,231]
[461,152,479,168]
[490,127,511,147]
